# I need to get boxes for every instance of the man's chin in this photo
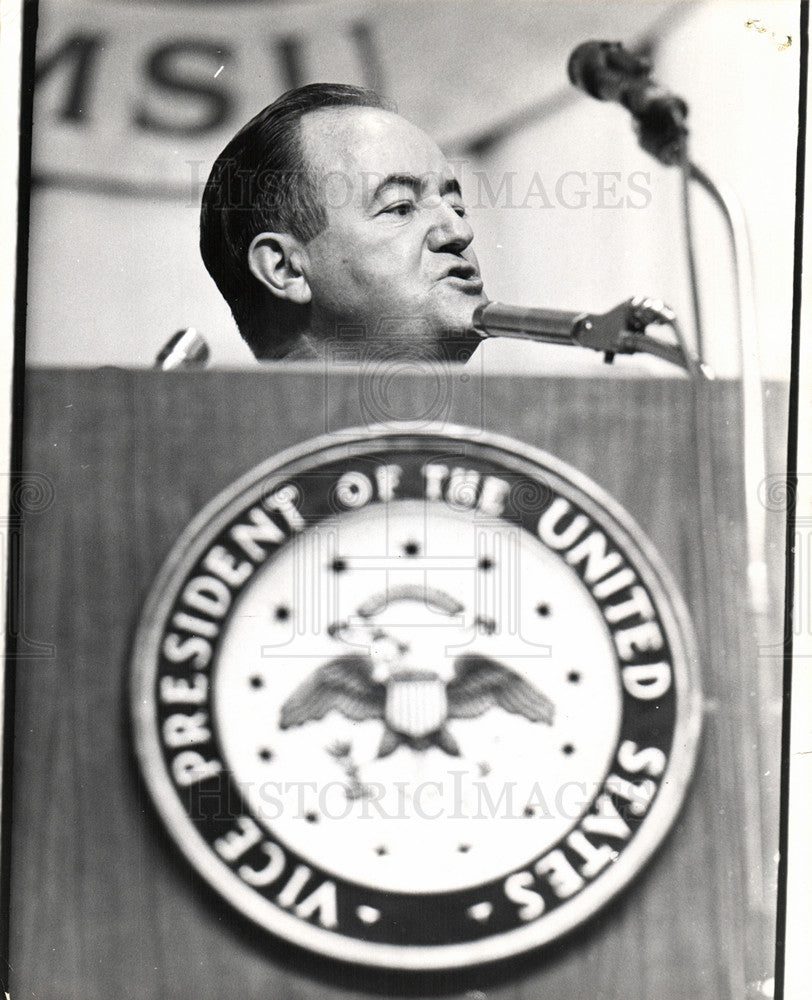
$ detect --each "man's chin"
[311,296,486,362]
[429,324,483,363]
[430,294,488,362]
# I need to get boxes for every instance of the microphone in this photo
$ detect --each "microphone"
[567,40,688,164]
[471,298,691,370]
[155,328,210,370]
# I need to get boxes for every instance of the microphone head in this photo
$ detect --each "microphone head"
[568,40,651,102]
[568,41,609,95]
[155,328,210,370]
[567,39,686,164]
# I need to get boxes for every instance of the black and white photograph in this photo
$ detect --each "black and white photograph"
[1,0,808,997]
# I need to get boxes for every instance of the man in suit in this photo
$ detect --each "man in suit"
[200,83,487,362]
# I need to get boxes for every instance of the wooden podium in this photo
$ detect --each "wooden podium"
[7,366,787,999]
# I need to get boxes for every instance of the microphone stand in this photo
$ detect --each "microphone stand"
[626,75,768,619]
[581,54,769,617]
[685,160,769,616]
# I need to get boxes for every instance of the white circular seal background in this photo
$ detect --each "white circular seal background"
[215,500,622,894]
[131,424,702,970]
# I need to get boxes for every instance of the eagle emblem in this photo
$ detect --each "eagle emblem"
[280,588,555,758]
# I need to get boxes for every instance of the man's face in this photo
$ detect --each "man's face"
[299,107,487,361]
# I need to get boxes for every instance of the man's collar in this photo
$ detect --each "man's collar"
[281,336,322,360]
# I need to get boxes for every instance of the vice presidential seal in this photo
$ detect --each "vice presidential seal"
[131,426,701,969]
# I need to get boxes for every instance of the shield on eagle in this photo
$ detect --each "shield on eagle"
[385,671,448,738]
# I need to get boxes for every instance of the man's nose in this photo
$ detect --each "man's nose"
[426,202,475,254]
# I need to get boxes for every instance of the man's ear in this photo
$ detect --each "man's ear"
[248,232,312,305]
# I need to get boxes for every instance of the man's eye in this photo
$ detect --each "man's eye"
[450,203,467,218]
[381,202,414,217]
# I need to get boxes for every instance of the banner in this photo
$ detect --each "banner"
[33,0,681,196]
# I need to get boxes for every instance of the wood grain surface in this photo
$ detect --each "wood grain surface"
[7,367,788,1000]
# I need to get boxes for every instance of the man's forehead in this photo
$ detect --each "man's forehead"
[300,106,455,190]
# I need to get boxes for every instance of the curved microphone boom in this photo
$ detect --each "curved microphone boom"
[567,40,688,164]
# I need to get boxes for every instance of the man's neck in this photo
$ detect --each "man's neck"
[279,334,323,360]
[255,331,323,361]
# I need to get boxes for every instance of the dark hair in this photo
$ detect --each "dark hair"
[200,83,387,358]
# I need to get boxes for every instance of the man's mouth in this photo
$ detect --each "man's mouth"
[442,264,484,292]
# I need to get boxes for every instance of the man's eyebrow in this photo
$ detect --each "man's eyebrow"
[370,173,463,202]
